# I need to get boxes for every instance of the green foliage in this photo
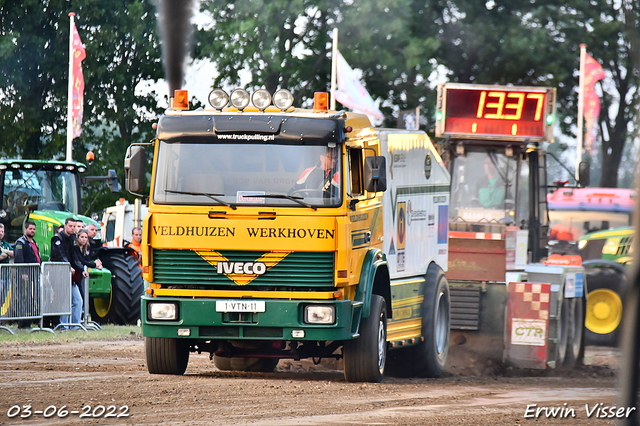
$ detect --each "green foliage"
[0,0,163,213]
[196,0,342,104]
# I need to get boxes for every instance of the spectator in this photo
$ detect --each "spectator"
[0,223,14,264]
[74,220,84,235]
[51,218,76,268]
[128,227,143,268]
[86,223,101,259]
[13,221,41,328]
[67,229,103,326]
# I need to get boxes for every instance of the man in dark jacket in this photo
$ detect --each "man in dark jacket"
[13,221,41,328]
[50,218,76,268]
[14,221,41,264]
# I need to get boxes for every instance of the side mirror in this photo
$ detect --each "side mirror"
[106,169,119,193]
[125,145,146,194]
[578,161,590,187]
[364,156,387,193]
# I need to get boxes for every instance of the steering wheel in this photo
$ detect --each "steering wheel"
[469,198,483,208]
[289,189,324,198]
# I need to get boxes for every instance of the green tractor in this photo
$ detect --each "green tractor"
[578,226,633,346]
[0,159,143,325]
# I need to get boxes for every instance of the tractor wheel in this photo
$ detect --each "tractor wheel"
[343,294,387,383]
[585,267,625,346]
[145,337,189,375]
[563,296,585,367]
[387,266,450,378]
[91,252,143,325]
[213,356,279,372]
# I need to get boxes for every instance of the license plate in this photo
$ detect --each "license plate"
[216,300,266,313]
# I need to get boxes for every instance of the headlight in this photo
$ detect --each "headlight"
[251,89,272,110]
[578,240,587,250]
[230,89,250,110]
[208,89,229,110]
[273,89,294,111]
[148,303,178,320]
[602,240,619,255]
[304,305,335,324]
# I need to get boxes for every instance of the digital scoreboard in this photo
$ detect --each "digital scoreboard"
[435,83,556,142]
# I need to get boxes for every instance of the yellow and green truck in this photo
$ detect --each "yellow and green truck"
[126,88,451,382]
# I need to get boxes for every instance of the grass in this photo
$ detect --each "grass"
[0,323,142,344]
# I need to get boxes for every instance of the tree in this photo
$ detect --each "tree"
[407,1,638,187]
[0,0,164,212]
[196,0,342,105]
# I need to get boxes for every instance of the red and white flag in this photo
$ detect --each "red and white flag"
[583,53,605,154]
[334,50,383,120]
[71,21,86,138]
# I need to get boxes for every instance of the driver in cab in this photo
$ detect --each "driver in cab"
[478,157,504,208]
[288,148,339,198]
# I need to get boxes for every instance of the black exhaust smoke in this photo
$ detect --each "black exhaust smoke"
[155,0,195,96]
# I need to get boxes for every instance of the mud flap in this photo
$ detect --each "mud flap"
[504,282,551,369]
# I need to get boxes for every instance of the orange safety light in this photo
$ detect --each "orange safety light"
[85,151,95,163]
[173,90,189,110]
[313,92,329,113]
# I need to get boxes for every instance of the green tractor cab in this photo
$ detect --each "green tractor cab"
[0,159,142,325]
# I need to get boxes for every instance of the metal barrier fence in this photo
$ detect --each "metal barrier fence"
[41,262,72,318]
[0,263,42,333]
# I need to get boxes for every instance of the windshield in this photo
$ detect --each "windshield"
[2,169,80,215]
[450,151,519,224]
[548,210,632,241]
[153,141,342,208]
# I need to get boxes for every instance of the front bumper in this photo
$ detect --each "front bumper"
[141,296,358,341]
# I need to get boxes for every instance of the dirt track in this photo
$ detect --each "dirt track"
[0,337,625,425]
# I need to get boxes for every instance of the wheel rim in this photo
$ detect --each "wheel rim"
[377,314,386,373]
[586,289,623,334]
[434,291,448,354]
[93,283,113,318]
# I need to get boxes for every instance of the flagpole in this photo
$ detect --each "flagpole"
[576,43,586,181]
[66,12,75,162]
[330,28,338,110]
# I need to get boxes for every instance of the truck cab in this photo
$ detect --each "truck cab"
[128,89,451,382]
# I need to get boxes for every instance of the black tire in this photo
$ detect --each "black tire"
[387,266,450,378]
[213,355,279,372]
[343,294,387,383]
[90,252,143,325]
[563,297,585,367]
[584,267,625,346]
[145,337,189,375]
[556,298,568,366]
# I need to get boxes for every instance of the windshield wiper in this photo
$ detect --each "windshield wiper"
[262,194,317,211]
[165,189,237,210]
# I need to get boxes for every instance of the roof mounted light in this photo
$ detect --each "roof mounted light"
[313,92,329,113]
[54,165,63,170]
[0,165,7,170]
[251,89,272,111]
[273,89,294,111]
[77,166,86,173]
[208,89,229,110]
[66,165,75,171]
[173,90,189,110]
[23,164,33,169]
[11,163,20,169]
[230,89,250,110]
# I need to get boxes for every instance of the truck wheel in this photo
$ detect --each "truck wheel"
[563,297,585,367]
[145,337,189,375]
[213,356,279,372]
[585,267,625,346]
[343,294,387,383]
[387,266,450,378]
[91,253,143,325]
[556,298,568,366]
